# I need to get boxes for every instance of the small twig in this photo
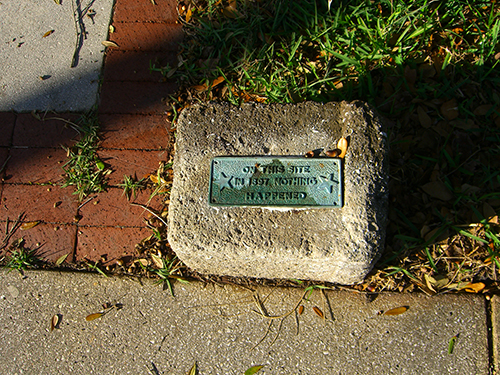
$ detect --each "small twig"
[1,212,26,251]
[77,195,97,210]
[0,155,11,174]
[130,203,168,226]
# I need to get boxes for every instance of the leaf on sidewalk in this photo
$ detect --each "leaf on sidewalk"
[245,365,264,375]
[383,306,408,316]
[448,334,459,354]
[85,312,104,321]
[43,30,55,38]
[312,306,324,319]
[50,314,60,332]
[187,362,197,375]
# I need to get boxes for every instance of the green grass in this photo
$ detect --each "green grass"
[62,112,110,201]
[157,0,500,292]
[4,240,41,274]
[119,175,145,200]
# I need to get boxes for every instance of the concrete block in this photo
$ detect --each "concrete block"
[168,101,389,284]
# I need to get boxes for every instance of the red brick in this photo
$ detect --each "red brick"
[112,0,178,23]
[109,22,183,51]
[0,112,16,147]
[6,223,77,264]
[99,81,177,114]
[12,113,81,148]
[98,149,169,186]
[99,114,170,150]
[103,49,177,82]
[0,184,78,224]
[5,148,67,184]
[77,187,164,227]
[76,226,151,263]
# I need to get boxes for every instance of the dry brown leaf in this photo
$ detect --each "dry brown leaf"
[483,202,497,221]
[421,181,454,201]
[337,137,348,158]
[473,104,494,116]
[222,1,239,18]
[135,258,149,267]
[383,306,408,315]
[21,221,40,230]
[85,312,104,321]
[298,305,304,315]
[43,30,55,38]
[417,106,432,128]
[488,215,499,225]
[440,98,459,120]
[101,41,119,48]
[55,253,69,266]
[495,52,500,60]
[150,253,164,269]
[192,84,208,92]
[50,314,60,332]
[211,76,225,88]
[464,282,485,293]
[185,7,192,23]
[325,149,341,157]
[312,306,324,319]
[424,274,437,293]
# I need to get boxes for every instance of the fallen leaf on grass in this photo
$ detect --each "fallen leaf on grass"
[101,41,119,48]
[211,76,225,88]
[473,104,494,116]
[185,8,192,23]
[85,312,104,321]
[43,30,55,38]
[191,84,208,92]
[383,306,408,316]
[312,306,324,319]
[55,253,69,266]
[21,221,40,230]
[245,365,264,375]
[421,181,454,201]
[440,98,459,120]
[483,202,497,222]
[417,106,432,128]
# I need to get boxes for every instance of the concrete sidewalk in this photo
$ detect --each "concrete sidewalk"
[0,269,495,374]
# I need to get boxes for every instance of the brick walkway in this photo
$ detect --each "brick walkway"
[0,0,182,267]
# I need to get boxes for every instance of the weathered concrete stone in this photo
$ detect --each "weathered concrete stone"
[168,101,388,284]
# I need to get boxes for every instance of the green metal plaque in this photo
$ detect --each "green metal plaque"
[209,157,342,208]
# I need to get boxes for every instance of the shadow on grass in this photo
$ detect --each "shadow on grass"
[167,0,500,292]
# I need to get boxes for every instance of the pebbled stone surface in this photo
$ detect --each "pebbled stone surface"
[168,101,389,284]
